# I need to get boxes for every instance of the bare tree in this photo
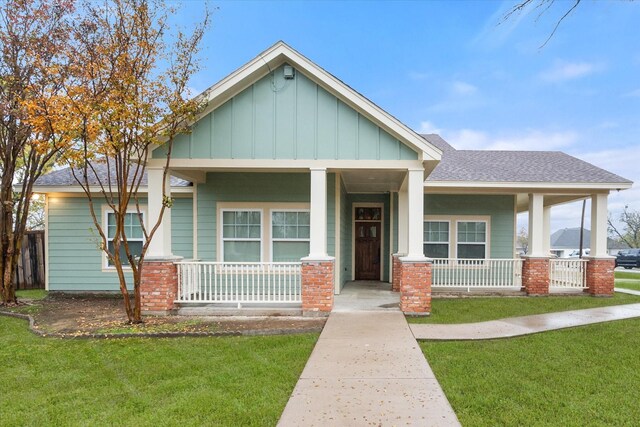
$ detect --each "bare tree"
[0,0,73,305]
[609,206,640,248]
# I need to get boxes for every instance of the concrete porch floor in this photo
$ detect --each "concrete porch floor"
[333,281,400,312]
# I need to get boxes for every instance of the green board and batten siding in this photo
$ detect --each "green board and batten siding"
[424,194,516,258]
[48,196,193,291]
[153,65,418,161]
[196,172,336,262]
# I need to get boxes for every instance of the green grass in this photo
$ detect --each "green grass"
[420,319,640,426]
[615,280,640,291]
[408,293,640,324]
[615,271,640,280]
[16,289,48,300]
[0,316,317,426]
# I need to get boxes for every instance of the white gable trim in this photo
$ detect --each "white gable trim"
[159,41,441,162]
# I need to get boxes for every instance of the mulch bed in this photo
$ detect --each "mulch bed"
[1,293,326,338]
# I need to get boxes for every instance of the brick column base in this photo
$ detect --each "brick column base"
[301,259,334,316]
[391,254,404,292]
[522,257,550,296]
[140,258,180,315]
[399,260,431,315]
[586,257,615,297]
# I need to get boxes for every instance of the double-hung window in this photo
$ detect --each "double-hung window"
[456,221,487,259]
[106,211,144,267]
[271,211,310,262]
[222,210,262,262]
[424,221,450,258]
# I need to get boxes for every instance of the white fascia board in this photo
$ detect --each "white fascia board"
[151,41,442,162]
[152,158,423,171]
[32,186,194,194]
[425,180,633,191]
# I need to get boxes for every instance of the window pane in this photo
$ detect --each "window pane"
[285,225,297,238]
[298,225,310,239]
[223,211,236,225]
[424,221,449,243]
[249,211,261,225]
[298,212,310,225]
[107,241,143,266]
[272,211,285,226]
[458,244,485,259]
[273,225,285,239]
[223,225,235,238]
[273,241,310,262]
[223,241,260,262]
[249,225,261,239]
[424,243,449,258]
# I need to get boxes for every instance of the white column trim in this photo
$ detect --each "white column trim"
[527,193,546,257]
[403,168,428,261]
[304,168,333,260]
[590,193,611,258]
[147,167,173,258]
[543,206,551,256]
[397,176,408,255]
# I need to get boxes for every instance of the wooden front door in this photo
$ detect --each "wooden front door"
[355,221,381,280]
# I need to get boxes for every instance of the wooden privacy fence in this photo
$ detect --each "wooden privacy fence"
[14,230,45,290]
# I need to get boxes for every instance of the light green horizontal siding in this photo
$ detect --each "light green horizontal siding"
[171,198,194,259]
[196,172,335,261]
[48,196,193,291]
[424,194,516,258]
[154,65,418,161]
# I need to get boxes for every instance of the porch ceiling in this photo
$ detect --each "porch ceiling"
[341,170,406,193]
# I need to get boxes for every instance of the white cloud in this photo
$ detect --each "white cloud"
[539,61,601,83]
[452,81,478,96]
[623,88,640,98]
[418,121,442,134]
[408,71,430,81]
[445,128,578,151]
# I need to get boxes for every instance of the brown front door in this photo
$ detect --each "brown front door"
[355,222,381,280]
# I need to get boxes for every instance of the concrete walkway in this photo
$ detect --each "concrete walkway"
[615,287,640,296]
[278,311,460,426]
[411,303,640,340]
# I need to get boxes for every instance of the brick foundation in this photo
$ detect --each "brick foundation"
[392,254,403,292]
[522,257,550,296]
[301,259,334,316]
[140,259,179,314]
[586,258,615,296]
[399,260,431,315]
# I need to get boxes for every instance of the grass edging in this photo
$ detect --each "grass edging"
[0,310,323,339]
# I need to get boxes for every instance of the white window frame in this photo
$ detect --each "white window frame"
[423,215,491,260]
[423,220,451,259]
[101,206,147,271]
[455,219,489,260]
[270,209,311,262]
[220,208,263,263]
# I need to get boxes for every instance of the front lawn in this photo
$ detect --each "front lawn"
[421,319,640,426]
[615,270,640,280]
[616,280,640,291]
[0,316,316,426]
[408,293,640,324]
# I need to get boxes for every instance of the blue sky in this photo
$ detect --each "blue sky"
[178,0,639,234]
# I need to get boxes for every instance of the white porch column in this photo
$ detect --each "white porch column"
[397,177,408,255]
[405,168,427,260]
[590,193,609,258]
[147,167,172,258]
[543,206,551,256]
[307,168,329,259]
[527,193,546,257]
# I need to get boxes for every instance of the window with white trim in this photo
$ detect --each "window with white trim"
[424,221,449,258]
[106,212,144,267]
[222,210,262,262]
[457,221,487,259]
[272,210,310,262]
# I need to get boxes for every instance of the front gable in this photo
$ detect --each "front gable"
[155,65,419,161]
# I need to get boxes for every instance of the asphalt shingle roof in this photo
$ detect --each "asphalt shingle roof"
[421,134,632,185]
[550,227,629,250]
[35,162,191,187]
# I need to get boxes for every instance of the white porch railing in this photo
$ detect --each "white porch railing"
[549,259,587,289]
[175,262,302,306]
[431,258,523,291]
